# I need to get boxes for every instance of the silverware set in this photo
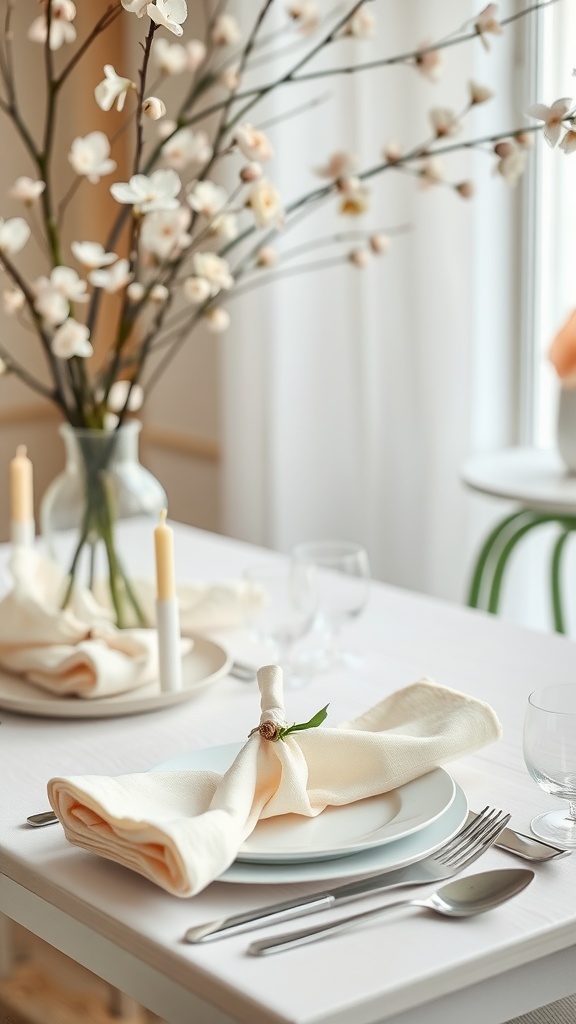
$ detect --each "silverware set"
[27,802,569,953]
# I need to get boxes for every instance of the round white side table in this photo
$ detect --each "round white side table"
[462,446,576,632]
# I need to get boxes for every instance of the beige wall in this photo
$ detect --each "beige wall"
[0,4,221,541]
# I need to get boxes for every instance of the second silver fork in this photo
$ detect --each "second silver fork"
[184,806,510,943]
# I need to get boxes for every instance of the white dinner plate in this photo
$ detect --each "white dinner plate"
[0,637,231,719]
[153,742,457,865]
[220,784,468,884]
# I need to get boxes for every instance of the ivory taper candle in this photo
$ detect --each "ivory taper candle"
[10,444,35,546]
[154,510,182,692]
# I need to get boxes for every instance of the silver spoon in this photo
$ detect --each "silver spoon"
[248,868,534,956]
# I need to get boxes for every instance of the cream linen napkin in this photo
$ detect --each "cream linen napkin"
[47,665,502,895]
[0,547,189,698]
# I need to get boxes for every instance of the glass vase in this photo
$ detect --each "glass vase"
[40,421,167,628]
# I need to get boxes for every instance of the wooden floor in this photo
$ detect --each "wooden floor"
[0,925,166,1024]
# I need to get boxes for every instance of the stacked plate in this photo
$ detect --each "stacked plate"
[153,742,469,885]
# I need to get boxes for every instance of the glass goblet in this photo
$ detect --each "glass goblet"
[291,540,371,672]
[523,683,576,847]
[242,561,318,687]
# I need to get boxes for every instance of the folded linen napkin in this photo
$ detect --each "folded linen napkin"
[47,666,502,895]
[0,547,190,698]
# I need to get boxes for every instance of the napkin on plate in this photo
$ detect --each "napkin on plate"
[0,547,190,698]
[95,576,264,633]
[47,666,502,895]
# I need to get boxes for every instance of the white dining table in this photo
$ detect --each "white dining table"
[1,520,576,1024]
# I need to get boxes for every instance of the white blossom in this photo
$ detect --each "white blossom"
[147,0,188,37]
[527,98,572,148]
[157,119,177,141]
[33,279,69,326]
[414,42,442,82]
[153,37,188,74]
[211,14,241,46]
[9,177,46,205]
[0,357,7,374]
[474,3,502,50]
[50,266,89,303]
[183,276,212,304]
[186,39,207,72]
[71,241,118,269]
[382,141,403,164]
[95,65,134,113]
[256,246,278,268]
[210,212,238,241]
[494,142,526,185]
[187,180,228,218]
[220,65,241,92]
[287,2,320,34]
[121,0,148,13]
[69,132,116,183]
[162,127,212,170]
[429,107,461,138]
[150,283,169,303]
[0,217,30,255]
[369,234,390,255]
[142,96,167,120]
[313,151,357,179]
[108,379,144,412]
[418,157,444,188]
[469,81,494,106]
[233,123,274,163]
[51,319,93,359]
[246,178,284,228]
[2,288,25,314]
[88,259,133,293]
[141,207,191,260]
[192,252,233,294]
[110,169,181,213]
[28,0,76,50]
[559,129,576,155]
[204,307,230,332]
[343,9,376,38]
[339,186,370,216]
[348,248,369,268]
[127,282,145,303]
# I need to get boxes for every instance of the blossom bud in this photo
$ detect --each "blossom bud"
[382,141,402,164]
[369,234,390,255]
[455,181,475,199]
[150,284,169,303]
[204,307,230,332]
[2,287,25,314]
[142,96,166,121]
[348,248,369,269]
[469,81,494,106]
[494,141,513,158]
[515,131,535,149]
[256,246,278,268]
[127,282,145,303]
[240,162,263,183]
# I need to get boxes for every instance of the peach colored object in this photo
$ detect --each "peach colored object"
[10,444,33,523]
[154,509,175,601]
[549,309,576,380]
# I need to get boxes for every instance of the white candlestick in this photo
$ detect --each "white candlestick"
[154,511,182,693]
[10,444,35,547]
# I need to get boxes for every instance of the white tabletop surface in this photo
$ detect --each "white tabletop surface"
[1,522,576,1024]
[461,446,576,513]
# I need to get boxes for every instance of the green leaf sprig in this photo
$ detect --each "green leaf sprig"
[276,704,330,741]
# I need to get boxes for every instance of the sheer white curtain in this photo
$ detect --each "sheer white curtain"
[221,1,524,602]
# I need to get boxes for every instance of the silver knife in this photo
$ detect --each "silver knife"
[183,815,569,943]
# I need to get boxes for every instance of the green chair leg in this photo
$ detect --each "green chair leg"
[487,514,558,615]
[467,511,529,609]
[550,530,571,634]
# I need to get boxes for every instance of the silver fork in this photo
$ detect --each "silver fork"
[184,806,510,943]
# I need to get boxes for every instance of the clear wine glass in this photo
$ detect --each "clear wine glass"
[242,561,318,687]
[291,540,371,672]
[523,683,576,847]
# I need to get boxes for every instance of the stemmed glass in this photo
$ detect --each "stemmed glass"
[291,540,371,671]
[242,561,318,686]
[523,683,576,847]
